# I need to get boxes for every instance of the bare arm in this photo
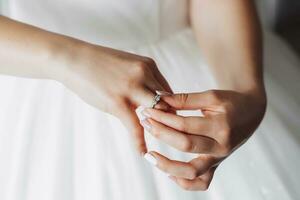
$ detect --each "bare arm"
[0,15,172,155]
[190,0,265,97]
[139,1,267,191]
[0,15,74,80]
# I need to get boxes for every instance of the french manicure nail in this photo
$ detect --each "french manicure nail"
[144,153,157,166]
[156,90,171,96]
[140,119,151,131]
[136,106,147,120]
[141,109,151,118]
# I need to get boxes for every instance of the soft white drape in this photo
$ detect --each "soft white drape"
[0,0,299,199]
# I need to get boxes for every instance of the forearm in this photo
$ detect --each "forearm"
[190,0,264,96]
[0,15,84,81]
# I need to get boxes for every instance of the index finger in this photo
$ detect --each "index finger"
[161,90,221,110]
[143,108,222,141]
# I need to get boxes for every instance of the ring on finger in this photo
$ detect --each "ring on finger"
[151,94,161,108]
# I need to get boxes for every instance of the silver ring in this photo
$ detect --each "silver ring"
[151,94,161,108]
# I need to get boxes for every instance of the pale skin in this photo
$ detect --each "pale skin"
[0,0,266,191]
[141,0,266,191]
[0,15,172,154]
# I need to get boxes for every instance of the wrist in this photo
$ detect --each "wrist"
[220,77,267,107]
[217,70,266,101]
[239,83,267,118]
[44,34,92,83]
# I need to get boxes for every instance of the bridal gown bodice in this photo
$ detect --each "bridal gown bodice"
[3,0,189,48]
[1,1,300,200]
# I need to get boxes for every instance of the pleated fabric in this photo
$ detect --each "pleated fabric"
[0,0,299,199]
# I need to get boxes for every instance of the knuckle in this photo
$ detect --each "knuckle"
[221,102,232,113]
[220,143,232,156]
[207,90,222,103]
[110,98,127,113]
[218,102,227,111]
[158,162,168,172]
[180,182,192,191]
[178,118,187,132]
[187,165,198,179]
[218,121,231,142]
[132,61,148,77]
[200,181,210,191]
[180,138,193,152]
[133,125,144,134]
[208,90,218,99]
[142,57,156,67]
[113,98,126,107]
[222,125,231,139]
[177,93,189,109]
[195,163,207,176]
[135,139,146,149]
[122,76,137,91]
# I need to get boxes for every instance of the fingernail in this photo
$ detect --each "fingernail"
[141,109,151,118]
[156,90,171,96]
[144,153,157,166]
[140,119,151,131]
[136,106,147,120]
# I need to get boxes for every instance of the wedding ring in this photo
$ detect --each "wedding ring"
[151,94,161,108]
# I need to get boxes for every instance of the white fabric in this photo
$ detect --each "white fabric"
[0,0,300,200]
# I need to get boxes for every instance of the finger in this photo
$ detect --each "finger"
[117,104,147,155]
[146,86,172,111]
[144,73,173,112]
[189,155,222,175]
[148,152,221,179]
[141,118,218,154]
[143,65,169,95]
[170,167,216,191]
[148,151,220,179]
[147,60,173,93]
[143,66,174,112]
[148,151,199,179]
[152,69,173,94]
[143,108,217,139]
[131,87,170,110]
[161,90,223,111]
[145,75,166,94]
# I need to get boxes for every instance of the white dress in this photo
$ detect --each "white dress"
[0,0,300,200]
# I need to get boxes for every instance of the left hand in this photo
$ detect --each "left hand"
[141,89,266,190]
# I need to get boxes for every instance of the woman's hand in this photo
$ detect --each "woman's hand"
[58,42,172,154]
[0,16,172,155]
[141,89,266,190]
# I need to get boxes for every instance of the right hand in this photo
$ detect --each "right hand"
[57,42,172,154]
[141,90,266,190]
